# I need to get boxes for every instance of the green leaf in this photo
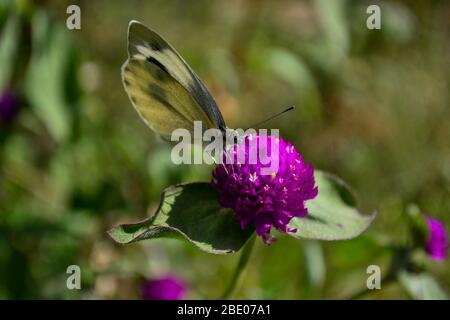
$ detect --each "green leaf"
[0,13,19,90]
[25,10,79,142]
[399,271,448,300]
[288,171,375,240]
[108,183,253,254]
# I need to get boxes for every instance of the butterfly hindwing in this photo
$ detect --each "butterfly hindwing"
[122,20,226,139]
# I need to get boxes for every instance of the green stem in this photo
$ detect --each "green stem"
[221,234,256,299]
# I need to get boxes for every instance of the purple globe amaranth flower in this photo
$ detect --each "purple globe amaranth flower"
[141,276,186,300]
[212,134,318,244]
[0,89,20,124]
[425,216,448,262]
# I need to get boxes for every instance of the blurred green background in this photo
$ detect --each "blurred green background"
[0,0,449,299]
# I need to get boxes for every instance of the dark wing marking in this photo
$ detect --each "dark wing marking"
[122,58,214,139]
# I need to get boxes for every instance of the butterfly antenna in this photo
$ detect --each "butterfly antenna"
[245,106,295,130]
[207,147,233,177]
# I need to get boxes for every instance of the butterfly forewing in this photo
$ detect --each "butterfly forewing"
[122,20,226,139]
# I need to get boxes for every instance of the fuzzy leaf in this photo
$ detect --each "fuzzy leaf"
[108,183,253,254]
[288,171,375,240]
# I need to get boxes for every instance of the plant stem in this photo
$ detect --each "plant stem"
[221,234,256,299]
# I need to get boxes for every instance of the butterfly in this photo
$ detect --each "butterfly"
[121,20,227,142]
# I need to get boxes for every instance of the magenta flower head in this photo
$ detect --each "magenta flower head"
[425,216,448,262]
[0,89,20,124]
[212,133,318,244]
[141,276,186,300]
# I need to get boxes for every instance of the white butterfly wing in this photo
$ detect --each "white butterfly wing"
[122,20,226,140]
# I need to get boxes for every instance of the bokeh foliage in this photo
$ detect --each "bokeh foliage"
[0,0,449,299]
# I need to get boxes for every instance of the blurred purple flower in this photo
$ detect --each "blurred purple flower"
[0,90,20,124]
[425,216,448,261]
[141,276,186,300]
[212,134,318,244]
